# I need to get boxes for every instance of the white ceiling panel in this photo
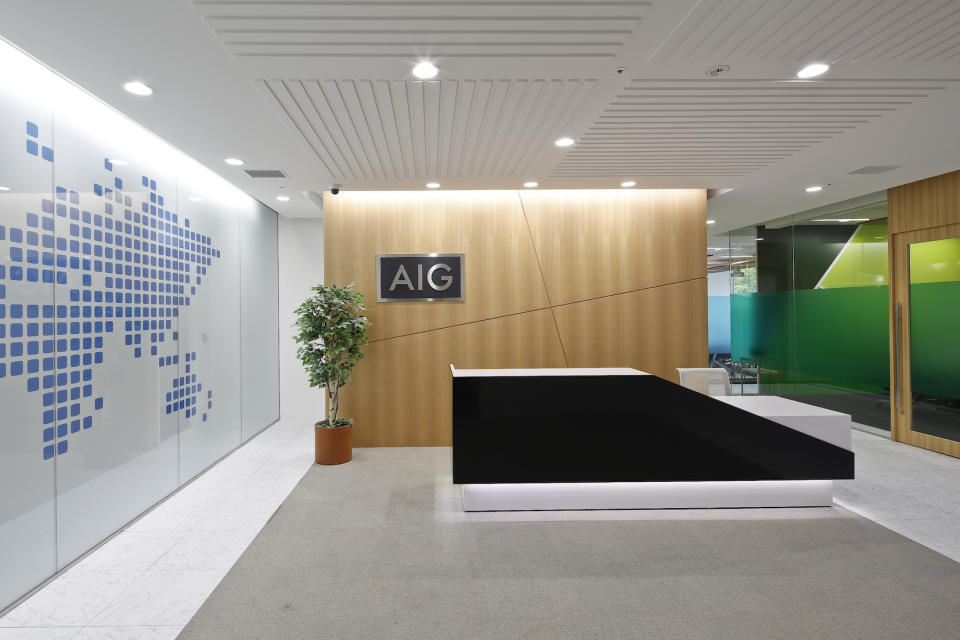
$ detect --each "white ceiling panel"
[651,0,960,63]
[196,0,650,59]
[260,78,596,182]
[1,0,959,227]
[551,77,957,178]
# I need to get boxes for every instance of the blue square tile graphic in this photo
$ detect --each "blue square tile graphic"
[11,120,223,459]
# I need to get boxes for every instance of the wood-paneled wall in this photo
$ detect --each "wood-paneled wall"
[324,189,707,446]
[888,168,960,234]
[888,169,960,458]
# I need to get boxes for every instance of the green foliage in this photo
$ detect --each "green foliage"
[293,283,370,427]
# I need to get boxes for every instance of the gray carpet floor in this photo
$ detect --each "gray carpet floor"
[178,448,960,640]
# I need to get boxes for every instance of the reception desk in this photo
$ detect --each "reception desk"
[450,367,853,511]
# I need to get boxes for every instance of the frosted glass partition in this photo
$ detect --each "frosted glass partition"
[0,38,280,609]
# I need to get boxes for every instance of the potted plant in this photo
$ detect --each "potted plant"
[294,283,370,465]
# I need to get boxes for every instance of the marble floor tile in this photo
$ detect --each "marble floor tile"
[0,570,142,628]
[0,629,81,640]
[71,625,182,640]
[70,531,185,573]
[88,569,228,627]
[151,530,260,571]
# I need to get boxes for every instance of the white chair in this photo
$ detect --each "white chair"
[677,367,731,396]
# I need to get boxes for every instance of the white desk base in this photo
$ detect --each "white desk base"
[461,480,834,511]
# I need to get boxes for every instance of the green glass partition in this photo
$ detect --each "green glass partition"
[729,205,891,430]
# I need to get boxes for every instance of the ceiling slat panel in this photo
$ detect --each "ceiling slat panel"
[651,0,960,63]
[549,77,956,178]
[195,0,649,58]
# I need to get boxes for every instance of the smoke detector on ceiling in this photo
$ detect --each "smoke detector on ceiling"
[705,64,730,77]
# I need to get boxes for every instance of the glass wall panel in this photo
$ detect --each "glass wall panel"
[0,38,280,609]
[728,195,891,430]
[908,237,960,442]
[0,44,57,610]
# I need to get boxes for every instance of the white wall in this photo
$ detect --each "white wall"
[278,216,324,419]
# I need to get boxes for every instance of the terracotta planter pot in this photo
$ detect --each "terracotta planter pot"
[315,423,353,465]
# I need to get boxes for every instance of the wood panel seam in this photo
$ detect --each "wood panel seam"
[366,277,706,344]
[516,191,569,366]
[551,275,707,309]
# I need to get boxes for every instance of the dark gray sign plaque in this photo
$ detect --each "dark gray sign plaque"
[376,253,465,302]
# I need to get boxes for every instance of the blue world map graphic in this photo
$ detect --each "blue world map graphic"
[1,120,221,460]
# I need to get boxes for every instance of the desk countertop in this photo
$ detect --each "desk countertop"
[450,366,649,378]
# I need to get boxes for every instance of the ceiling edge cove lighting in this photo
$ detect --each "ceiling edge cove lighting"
[0,39,254,210]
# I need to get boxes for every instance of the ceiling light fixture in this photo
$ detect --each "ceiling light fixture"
[811,218,869,223]
[426,182,440,189]
[412,61,439,79]
[554,137,575,147]
[109,158,128,166]
[797,63,830,79]
[225,158,244,166]
[620,180,636,187]
[276,195,290,201]
[123,81,153,96]
[523,181,538,188]
[0,186,10,191]
[805,185,823,192]
[189,196,203,202]
[706,220,716,225]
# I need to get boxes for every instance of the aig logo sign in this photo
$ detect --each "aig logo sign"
[377,253,465,302]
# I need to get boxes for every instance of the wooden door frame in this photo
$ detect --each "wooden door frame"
[889,222,960,458]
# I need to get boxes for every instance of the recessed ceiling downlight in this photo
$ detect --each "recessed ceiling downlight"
[797,63,829,79]
[805,185,823,192]
[555,137,575,147]
[426,182,440,189]
[523,181,539,188]
[123,81,153,96]
[189,196,203,202]
[0,186,10,191]
[225,158,244,166]
[706,220,716,225]
[412,61,439,79]
[109,158,128,166]
[276,195,290,201]
[620,180,636,187]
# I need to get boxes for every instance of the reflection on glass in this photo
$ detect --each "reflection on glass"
[728,195,891,429]
[909,237,960,443]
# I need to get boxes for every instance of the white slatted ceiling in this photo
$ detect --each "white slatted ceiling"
[194,0,650,58]
[651,0,960,63]
[260,78,596,180]
[550,78,955,178]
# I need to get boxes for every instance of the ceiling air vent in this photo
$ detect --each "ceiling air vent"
[847,165,902,174]
[243,169,288,179]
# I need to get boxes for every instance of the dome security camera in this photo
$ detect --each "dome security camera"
[328,184,342,195]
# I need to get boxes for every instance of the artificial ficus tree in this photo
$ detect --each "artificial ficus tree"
[293,283,370,427]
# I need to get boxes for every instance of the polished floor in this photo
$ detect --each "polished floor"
[0,421,958,639]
